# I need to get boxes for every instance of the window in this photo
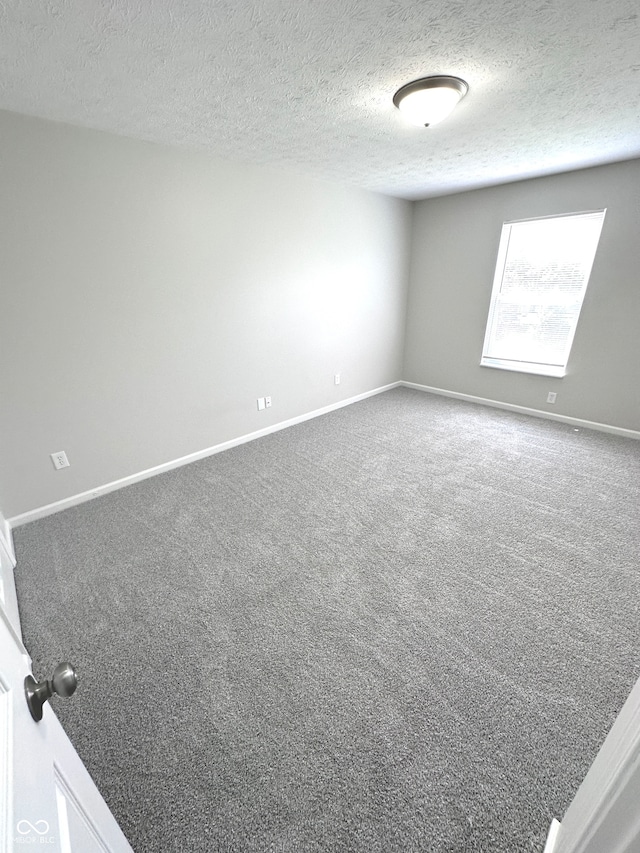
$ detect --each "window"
[481,210,606,378]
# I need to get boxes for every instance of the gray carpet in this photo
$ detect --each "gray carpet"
[14,388,640,852]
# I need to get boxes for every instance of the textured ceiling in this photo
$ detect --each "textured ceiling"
[0,0,639,199]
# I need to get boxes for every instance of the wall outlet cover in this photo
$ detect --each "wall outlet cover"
[51,451,70,470]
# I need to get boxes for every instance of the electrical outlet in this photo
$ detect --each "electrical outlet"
[265,396,272,408]
[547,392,557,404]
[257,398,265,411]
[334,374,341,385]
[51,451,70,470]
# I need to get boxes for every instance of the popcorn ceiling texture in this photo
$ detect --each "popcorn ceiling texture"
[0,0,638,199]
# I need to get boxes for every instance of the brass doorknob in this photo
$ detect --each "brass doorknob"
[25,662,78,722]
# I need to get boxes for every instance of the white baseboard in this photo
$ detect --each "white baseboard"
[0,510,16,566]
[543,819,561,853]
[8,382,401,528]
[401,382,640,440]
[10,378,636,528]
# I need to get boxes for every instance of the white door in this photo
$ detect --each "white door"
[1,540,133,852]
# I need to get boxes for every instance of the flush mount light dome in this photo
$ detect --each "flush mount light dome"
[393,75,469,127]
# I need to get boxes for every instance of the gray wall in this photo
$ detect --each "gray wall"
[0,111,411,517]
[403,160,640,431]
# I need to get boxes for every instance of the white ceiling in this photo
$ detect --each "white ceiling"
[1,0,639,199]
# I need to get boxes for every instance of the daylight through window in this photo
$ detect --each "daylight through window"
[481,210,606,377]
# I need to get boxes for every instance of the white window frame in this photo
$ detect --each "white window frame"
[480,210,606,378]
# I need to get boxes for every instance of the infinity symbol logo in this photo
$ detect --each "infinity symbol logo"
[16,819,50,835]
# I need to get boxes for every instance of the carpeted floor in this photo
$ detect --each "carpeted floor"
[14,388,640,852]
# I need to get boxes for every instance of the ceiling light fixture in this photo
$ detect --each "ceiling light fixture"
[393,75,469,128]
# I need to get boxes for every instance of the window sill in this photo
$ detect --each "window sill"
[480,358,566,378]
